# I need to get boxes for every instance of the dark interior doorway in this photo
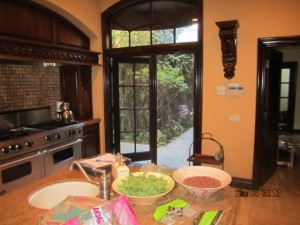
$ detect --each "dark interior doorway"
[253,36,300,188]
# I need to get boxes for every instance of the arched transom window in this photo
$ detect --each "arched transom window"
[106,0,199,48]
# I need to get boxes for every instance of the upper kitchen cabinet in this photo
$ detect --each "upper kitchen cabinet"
[0,0,99,65]
[60,66,93,121]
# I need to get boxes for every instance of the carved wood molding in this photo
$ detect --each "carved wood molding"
[0,39,100,66]
[216,20,239,79]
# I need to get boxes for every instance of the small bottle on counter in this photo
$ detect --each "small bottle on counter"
[112,154,129,180]
[111,153,120,180]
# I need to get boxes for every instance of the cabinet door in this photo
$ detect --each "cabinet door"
[82,133,100,158]
[82,123,100,158]
[79,67,93,119]
[60,66,93,120]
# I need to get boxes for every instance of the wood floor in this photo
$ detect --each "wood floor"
[234,152,300,224]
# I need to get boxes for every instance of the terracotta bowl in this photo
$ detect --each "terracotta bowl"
[112,172,175,205]
[172,166,232,197]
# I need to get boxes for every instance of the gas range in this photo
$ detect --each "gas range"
[0,120,84,161]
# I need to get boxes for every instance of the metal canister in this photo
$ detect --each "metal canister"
[99,171,110,200]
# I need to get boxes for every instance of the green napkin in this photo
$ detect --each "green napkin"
[153,199,188,221]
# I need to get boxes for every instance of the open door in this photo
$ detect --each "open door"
[111,56,153,162]
[109,53,195,167]
[253,48,282,187]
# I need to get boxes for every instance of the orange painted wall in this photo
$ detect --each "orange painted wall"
[42,0,300,180]
[203,0,300,179]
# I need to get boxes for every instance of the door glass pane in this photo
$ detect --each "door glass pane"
[121,133,135,153]
[156,53,194,169]
[120,109,134,132]
[136,109,149,130]
[280,98,288,111]
[119,63,133,85]
[136,87,149,108]
[280,84,289,97]
[135,64,149,85]
[136,131,150,150]
[281,69,290,82]
[119,87,134,108]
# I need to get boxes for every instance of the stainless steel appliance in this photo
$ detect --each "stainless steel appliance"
[0,109,83,195]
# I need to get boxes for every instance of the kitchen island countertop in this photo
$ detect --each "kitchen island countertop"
[0,167,238,225]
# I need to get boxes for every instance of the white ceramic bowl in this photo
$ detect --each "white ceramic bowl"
[112,172,175,205]
[172,166,232,197]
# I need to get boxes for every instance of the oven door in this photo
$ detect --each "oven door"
[0,150,43,195]
[43,138,82,176]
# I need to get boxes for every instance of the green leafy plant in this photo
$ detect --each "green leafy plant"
[117,172,168,197]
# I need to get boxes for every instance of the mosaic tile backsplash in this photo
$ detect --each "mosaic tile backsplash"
[0,64,61,119]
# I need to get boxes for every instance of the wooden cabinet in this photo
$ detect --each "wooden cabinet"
[0,0,99,65]
[60,66,93,120]
[0,0,89,50]
[82,122,100,158]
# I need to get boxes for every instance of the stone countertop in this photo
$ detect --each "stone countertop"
[80,118,100,127]
[0,168,238,225]
[0,169,84,225]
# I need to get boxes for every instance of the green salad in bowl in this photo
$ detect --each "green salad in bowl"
[112,172,175,205]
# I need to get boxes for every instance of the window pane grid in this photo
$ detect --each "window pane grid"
[119,62,150,154]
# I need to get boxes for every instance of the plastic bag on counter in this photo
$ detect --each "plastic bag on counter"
[39,196,106,225]
[39,195,139,225]
[140,163,173,176]
[63,195,139,225]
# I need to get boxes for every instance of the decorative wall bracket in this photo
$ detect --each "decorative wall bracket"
[216,20,239,79]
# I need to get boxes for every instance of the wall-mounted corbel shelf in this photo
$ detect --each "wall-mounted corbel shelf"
[216,20,239,79]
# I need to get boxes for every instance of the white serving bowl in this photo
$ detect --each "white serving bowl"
[172,166,232,197]
[112,172,175,205]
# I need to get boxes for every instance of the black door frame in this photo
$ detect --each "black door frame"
[253,35,300,188]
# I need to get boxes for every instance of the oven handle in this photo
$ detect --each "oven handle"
[44,138,83,153]
[0,151,43,168]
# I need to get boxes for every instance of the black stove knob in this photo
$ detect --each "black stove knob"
[54,134,61,139]
[1,147,9,154]
[15,144,22,150]
[45,136,51,141]
[25,141,33,147]
[8,145,15,151]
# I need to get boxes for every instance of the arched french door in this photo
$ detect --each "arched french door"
[102,0,203,167]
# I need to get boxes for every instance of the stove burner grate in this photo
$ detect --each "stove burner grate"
[29,120,79,130]
[0,127,44,141]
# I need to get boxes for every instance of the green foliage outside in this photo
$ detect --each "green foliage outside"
[113,28,194,146]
